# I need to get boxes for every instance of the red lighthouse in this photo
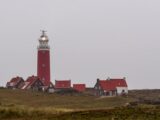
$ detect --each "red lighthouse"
[37,31,50,86]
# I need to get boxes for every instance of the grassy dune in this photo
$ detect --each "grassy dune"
[0,89,133,109]
[0,106,159,120]
[0,89,160,120]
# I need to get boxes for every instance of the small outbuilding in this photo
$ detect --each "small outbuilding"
[55,80,71,89]
[73,84,86,92]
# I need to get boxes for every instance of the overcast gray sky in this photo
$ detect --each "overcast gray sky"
[0,0,160,89]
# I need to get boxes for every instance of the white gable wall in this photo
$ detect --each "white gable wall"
[116,87,128,95]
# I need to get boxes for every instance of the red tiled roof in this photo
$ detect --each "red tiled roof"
[55,80,71,89]
[73,84,86,92]
[7,77,24,86]
[21,76,40,89]
[10,77,22,82]
[99,80,109,90]
[99,78,127,91]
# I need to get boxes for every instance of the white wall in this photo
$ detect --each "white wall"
[116,87,128,95]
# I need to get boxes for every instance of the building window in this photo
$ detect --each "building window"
[122,89,125,93]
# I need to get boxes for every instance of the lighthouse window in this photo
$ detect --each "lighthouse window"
[42,78,45,81]
[42,64,45,67]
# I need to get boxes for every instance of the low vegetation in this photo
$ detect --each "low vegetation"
[0,89,160,120]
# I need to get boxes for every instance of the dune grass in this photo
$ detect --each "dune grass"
[0,89,133,109]
[0,105,159,120]
[0,89,160,120]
